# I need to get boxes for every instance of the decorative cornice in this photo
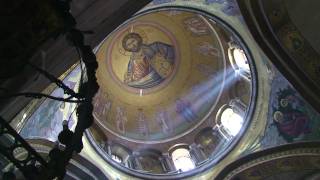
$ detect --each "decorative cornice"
[216,141,320,180]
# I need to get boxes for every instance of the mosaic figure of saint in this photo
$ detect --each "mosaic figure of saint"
[93,92,112,119]
[184,17,210,36]
[273,110,310,142]
[196,64,216,77]
[196,42,219,57]
[122,33,175,89]
[102,101,112,118]
[156,110,171,133]
[137,109,149,136]
[116,106,127,134]
[272,87,311,142]
[175,99,197,123]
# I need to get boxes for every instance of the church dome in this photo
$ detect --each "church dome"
[88,8,256,178]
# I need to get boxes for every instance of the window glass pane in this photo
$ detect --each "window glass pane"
[233,48,250,72]
[221,108,243,136]
[172,148,195,172]
[111,154,122,163]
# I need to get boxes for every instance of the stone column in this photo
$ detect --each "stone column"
[161,153,176,172]
[130,151,143,170]
[229,98,247,117]
[158,156,167,172]
[107,142,112,155]
[126,156,134,169]
[189,143,206,165]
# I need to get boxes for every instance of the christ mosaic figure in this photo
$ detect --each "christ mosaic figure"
[122,33,175,89]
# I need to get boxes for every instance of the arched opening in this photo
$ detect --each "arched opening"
[108,143,132,167]
[233,48,250,72]
[132,149,165,173]
[171,148,195,172]
[195,127,219,157]
[228,42,251,79]
[220,108,243,136]
[111,154,123,163]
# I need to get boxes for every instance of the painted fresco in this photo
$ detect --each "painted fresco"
[254,70,320,150]
[196,42,220,57]
[205,0,241,16]
[175,98,197,123]
[147,0,320,154]
[106,22,179,94]
[20,66,81,141]
[115,106,127,134]
[122,32,175,89]
[150,0,242,18]
[183,16,211,36]
[155,109,172,134]
[152,0,176,5]
[94,10,232,142]
[264,0,320,92]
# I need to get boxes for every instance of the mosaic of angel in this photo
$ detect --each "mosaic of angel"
[122,32,175,89]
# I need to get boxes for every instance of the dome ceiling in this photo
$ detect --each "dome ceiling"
[94,10,227,142]
[89,8,255,177]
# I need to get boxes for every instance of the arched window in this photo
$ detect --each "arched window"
[171,148,195,172]
[228,43,251,79]
[232,48,250,72]
[111,154,123,163]
[108,143,131,167]
[133,149,165,173]
[195,128,219,157]
[220,108,243,136]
